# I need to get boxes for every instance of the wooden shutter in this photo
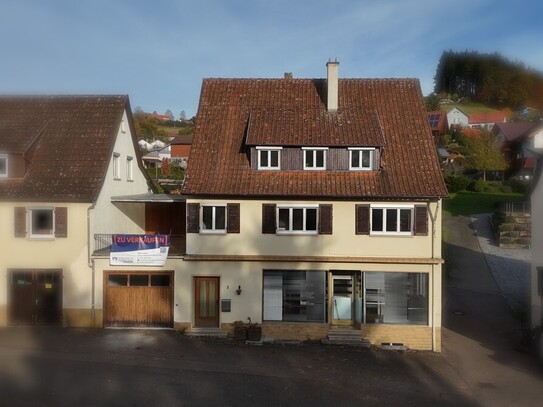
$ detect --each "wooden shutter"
[14,207,26,238]
[187,203,200,233]
[54,207,68,238]
[262,204,276,234]
[355,204,370,235]
[319,204,333,235]
[372,148,380,170]
[414,205,428,236]
[227,203,240,233]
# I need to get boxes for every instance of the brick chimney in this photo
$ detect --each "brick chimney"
[326,59,339,112]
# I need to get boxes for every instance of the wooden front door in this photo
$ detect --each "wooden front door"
[194,277,219,327]
[8,269,62,325]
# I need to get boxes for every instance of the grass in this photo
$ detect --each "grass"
[443,191,524,216]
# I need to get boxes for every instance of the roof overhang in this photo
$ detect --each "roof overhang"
[111,193,187,203]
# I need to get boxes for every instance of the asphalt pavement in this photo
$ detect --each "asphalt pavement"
[442,213,543,407]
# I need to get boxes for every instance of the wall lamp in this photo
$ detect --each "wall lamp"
[236,285,242,295]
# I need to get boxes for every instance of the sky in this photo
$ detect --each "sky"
[1,0,543,118]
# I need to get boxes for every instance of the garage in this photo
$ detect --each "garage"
[104,271,174,328]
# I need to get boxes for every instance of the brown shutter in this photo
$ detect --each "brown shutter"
[227,203,240,233]
[355,204,370,235]
[373,148,380,170]
[319,204,333,235]
[14,207,26,238]
[54,207,68,238]
[262,204,276,234]
[414,205,428,236]
[187,203,200,233]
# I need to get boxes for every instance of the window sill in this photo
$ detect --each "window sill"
[113,177,121,181]
[199,230,227,235]
[276,231,318,236]
[369,232,414,237]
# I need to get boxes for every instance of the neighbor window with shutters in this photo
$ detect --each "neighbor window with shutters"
[349,148,373,171]
[187,203,240,234]
[257,147,281,170]
[262,204,332,235]
[277,205,318,235]
[355,204,428,236]
[371,205,413,235]
[15,207,68,239]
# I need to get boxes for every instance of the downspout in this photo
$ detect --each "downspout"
[428,200,439,352]
[87,203,96,328]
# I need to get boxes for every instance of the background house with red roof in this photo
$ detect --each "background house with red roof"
[493,121,541,179]
[180,62,447,350]
[447,106,506,130]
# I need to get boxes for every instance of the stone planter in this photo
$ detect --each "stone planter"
[234,327,247,341]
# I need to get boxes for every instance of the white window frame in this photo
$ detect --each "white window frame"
[120,119,127,134]
[370,204,414,236]
[113,153,121,180]
[348,148,374,171]
[256,146,282,170]
[302,147,327,170]
[200,204,227,234]
[29,207,55,239]
[276,204,319,235]
[0,155,7,177]
[126,156,133,181]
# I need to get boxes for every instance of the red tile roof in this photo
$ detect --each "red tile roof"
[182,78,447,199]
[468,112,506,125]
[0,95,139,202]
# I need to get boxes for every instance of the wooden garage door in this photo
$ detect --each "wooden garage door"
[104,271,173,328]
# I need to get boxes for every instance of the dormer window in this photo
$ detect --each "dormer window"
[0,155,7,177]
[349,148,374,171]
[257,147,281,170]
[303,147,327,170]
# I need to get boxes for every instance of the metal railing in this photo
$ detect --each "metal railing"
[499,201,530,215]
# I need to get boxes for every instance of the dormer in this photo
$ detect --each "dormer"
[0,152,27,179]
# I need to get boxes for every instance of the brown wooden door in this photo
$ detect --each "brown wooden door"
[194,277,219,327]
[8,270,62,325]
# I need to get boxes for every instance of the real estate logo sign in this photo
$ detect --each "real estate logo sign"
[110,234,170,266]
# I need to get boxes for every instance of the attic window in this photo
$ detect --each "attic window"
[0,155,7,177]
[302,147,327,170]
[256,146,281,170]
[349,148,374,171]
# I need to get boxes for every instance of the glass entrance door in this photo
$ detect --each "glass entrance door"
[332,274,353,324]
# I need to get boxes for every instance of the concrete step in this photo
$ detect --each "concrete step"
[185,328,227,337]
[324,328,371,347]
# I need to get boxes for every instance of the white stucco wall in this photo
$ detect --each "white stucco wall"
[447,108,468,128]
[531,167,543,328]
[0,202,91,310]
[186,199,442,260]
[93,109,149,235]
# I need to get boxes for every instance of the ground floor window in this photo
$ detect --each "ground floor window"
[263,270,326,322]
[364,272,428,325]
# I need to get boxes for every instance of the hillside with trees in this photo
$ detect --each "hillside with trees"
[434,50,543,109]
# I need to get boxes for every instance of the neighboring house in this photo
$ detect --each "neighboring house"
[0,95,151,327]
[427,111,448,144]
[492,122,540,179]
[138,139,167,151]
[447,106,506,130]
[181,62,448,351]
[529,125,543,336]
[170,135,193,160]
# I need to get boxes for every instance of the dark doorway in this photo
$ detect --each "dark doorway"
[8,269,62,325]
[194,277,220,328]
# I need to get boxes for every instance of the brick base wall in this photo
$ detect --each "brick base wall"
[63,309,104,328]
[0,305,6,326]
[261,323,327,341]
[362,324,441,351]
[174,322,191,332]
